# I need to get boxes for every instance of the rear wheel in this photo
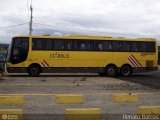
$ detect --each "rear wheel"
[28,65,41,77]
[105,66,117,77]
[120,65,132,76]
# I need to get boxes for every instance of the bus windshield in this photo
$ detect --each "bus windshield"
[6,37,29,64]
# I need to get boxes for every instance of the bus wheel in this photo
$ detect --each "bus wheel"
[105,66,117,77]
[120,65,132,77]
[98,72,105,76]
[28,65,41,77]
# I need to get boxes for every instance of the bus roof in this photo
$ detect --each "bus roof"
[13,35,157,42]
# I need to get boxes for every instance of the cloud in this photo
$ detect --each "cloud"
[0,0,160,43]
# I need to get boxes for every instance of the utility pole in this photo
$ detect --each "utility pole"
[29,5,33,35]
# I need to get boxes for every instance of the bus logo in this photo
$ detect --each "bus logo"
[128,55,142,67]
[1,114,8,120]
[40,60,49,67]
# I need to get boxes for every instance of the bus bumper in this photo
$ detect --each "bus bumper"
[132,67,158,73]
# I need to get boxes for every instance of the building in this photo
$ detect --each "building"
[0,43,9,69]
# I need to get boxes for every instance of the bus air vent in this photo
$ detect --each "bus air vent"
[146,60,153,67]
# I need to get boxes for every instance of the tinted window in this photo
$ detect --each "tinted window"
[80,43,86,50]
[103,41,112,51]
[13,38,29,49]
[53,39,73,50]
[94,41,103,51]
[53,39,64,50]
[32,38,52,50]
[87,41,94,51]
[147,42,155,52]
[112,41,130,52]
[31,38,156,52]
[130,42,138,52]
[137,42,147,52]
[74,40,93,51]
[130,42,147,52]
[11,37,29,64]
[64,40,73,50]
[112,41,119,51]
[120,42,130,51]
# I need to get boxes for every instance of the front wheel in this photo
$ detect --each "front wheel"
[28,65,41,77]
[120,66,132,76]
[98,72,105,76]
[105,66,117,77]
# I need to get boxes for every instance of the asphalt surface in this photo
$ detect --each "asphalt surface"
[0,71,160,120]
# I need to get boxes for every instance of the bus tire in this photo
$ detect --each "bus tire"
[105,65,117,77]
[98,72,105,76]
[28,64,41,77]
[120,65,132,77]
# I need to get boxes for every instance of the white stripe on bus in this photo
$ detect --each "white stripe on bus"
[129,56,140,67]
[128,57,136,67]
[131,55,142,67]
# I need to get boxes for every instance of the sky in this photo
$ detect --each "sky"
[0,0,160,44]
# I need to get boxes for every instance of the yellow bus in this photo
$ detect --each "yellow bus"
[6,35,158,77]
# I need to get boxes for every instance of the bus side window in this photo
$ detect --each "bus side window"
[130,42,138,52]
[87,41,94,51]
[147,42,155,52]
[80,43,86,50]
[131,42,148,52]
[94,41,103,51]
[103,41,112,51]
[64,40,73,50]
[53,39,64,50]
[119,42,130,52]
[137,42,147,52]
[98,43,102,51]
[32,39,43,50]
[32,39,37,50]
[75,41,86,51]
[42,39,52,50]
[112,41,119,51]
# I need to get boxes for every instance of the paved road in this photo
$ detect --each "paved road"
[0,72,159,120]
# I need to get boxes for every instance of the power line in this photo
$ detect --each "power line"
[34,22,114,34]
[0,23,29,30]
[34,22,86,31]
[33,22,158,37]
